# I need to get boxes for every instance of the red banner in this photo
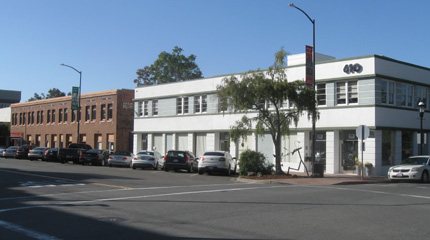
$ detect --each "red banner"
[306,45,314,87]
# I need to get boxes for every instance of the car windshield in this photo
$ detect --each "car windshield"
[400,157,429,165]
[167,151,186,158]
[113,151,131,156]
[33,147,45,150]
[7,146,18,150]
[203,152,224,156]
[87,150,101,153]
[137,151,154,156]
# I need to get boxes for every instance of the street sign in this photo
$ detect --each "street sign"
[356,125,370,140]
[71,86,79,110]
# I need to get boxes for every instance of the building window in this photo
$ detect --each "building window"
[47,110,51,123]
[194,95,207,113]
[27,112,31,125]
[72,110,76,122]
[31,112,34,125]
[143,101,148,116]
[52,109,56,123]
[317,83,326,106]
[152,100,158,116]
[41,111,44,124]
[218,96,228,112]
[108,104,113,120]
[177,97,189,114]
[336,81,358,105]
[59,109,63,122]
[101,104,106,120]
[64,108,68,122]
[415,86,428,109]
[138,102,143,117]
[381,80,395,105]
[85,106,90,121]
[91,105,96,121]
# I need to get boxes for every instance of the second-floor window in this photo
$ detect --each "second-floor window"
[108,104,113,120]
[194,95,207,113]
[317,83,326,106]
[91,105,96,121]
[85,106,90,121]
[381,80,394,105]
[336,81,358,105]
[101,104,106,120]
[152,100,158,116]
[177,97,189,114]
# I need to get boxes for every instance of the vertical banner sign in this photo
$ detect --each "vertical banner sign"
[305,45,314,87]
[71,86,79,110]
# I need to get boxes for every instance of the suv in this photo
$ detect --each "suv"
[164,150,198,173]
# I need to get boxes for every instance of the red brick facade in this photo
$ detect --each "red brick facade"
[10,89,134,152]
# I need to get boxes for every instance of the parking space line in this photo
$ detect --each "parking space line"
[92,183,134,189]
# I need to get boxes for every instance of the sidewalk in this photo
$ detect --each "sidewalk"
[236,173,390,185]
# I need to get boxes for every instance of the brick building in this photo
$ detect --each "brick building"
[10,89,134,152]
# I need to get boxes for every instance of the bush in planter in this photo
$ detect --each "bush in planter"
[238,149,273,176]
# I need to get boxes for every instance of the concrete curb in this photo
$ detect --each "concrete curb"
[236,176,390,185]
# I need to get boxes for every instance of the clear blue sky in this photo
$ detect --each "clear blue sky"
[2,0,430,102]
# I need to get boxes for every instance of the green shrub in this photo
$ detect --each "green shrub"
[238,149,273,176]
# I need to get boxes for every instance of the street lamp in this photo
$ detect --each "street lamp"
[289,3,317,176]
[61,63,82,144]
[419,101,425,155]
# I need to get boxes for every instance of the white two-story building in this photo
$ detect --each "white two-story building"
[133,53,430,176]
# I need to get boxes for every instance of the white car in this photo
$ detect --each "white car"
[198,151,237,175]
[388,156,430,183]
[108,151,134,167]
[131,150,163,170]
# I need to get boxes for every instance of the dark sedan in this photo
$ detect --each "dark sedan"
[43,148,59,162]
[80,149,109,166]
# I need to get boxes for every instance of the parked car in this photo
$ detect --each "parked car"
[3,146,18,158]
[58,143,92,164]
[388,155,430,183]
[44,148,59,162]
[131,150,163,170]
[0,146,7,157]
[164,150,198,173]
[198,151,237,175]
[15,145,33,159]
[80,149,109,166]
[108,151,134,167]
[28,147,48,161]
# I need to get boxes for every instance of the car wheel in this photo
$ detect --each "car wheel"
[132,164,136,170]
[109,163,112,167]
[188,165,193,173]
[227,165,232,176]
[198,169,204,175]
[421,171,429,183]
[154,162,158,170]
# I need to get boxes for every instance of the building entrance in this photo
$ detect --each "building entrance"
[339,130,358,174]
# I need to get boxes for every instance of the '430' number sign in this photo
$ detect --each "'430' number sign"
[343,63,363,74]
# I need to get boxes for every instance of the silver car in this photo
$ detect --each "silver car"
[28,147,48,161]
[198,151,237,175]
[3,146,18,158]
[131,150,162,170]
[108,151,134,167]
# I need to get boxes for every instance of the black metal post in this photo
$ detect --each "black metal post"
[61,64,82,144]
[289,3,317,176]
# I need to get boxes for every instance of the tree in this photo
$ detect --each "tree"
[216,48,318,175]
[28,88,68,101]
[133,46,203,86]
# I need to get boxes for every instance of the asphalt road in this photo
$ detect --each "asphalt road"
[1,157,430,240]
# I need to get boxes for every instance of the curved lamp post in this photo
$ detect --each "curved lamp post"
[61,64,82,144]
[289,3,317,176]
[419,101,425,155]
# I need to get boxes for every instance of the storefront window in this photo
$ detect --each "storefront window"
[402,131,413,161]
[382,130,395,165]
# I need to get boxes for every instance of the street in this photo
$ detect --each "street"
[1,157,430,240]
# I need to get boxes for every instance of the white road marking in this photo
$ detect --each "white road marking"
[0,185,290,213]
[0,220,61,240]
